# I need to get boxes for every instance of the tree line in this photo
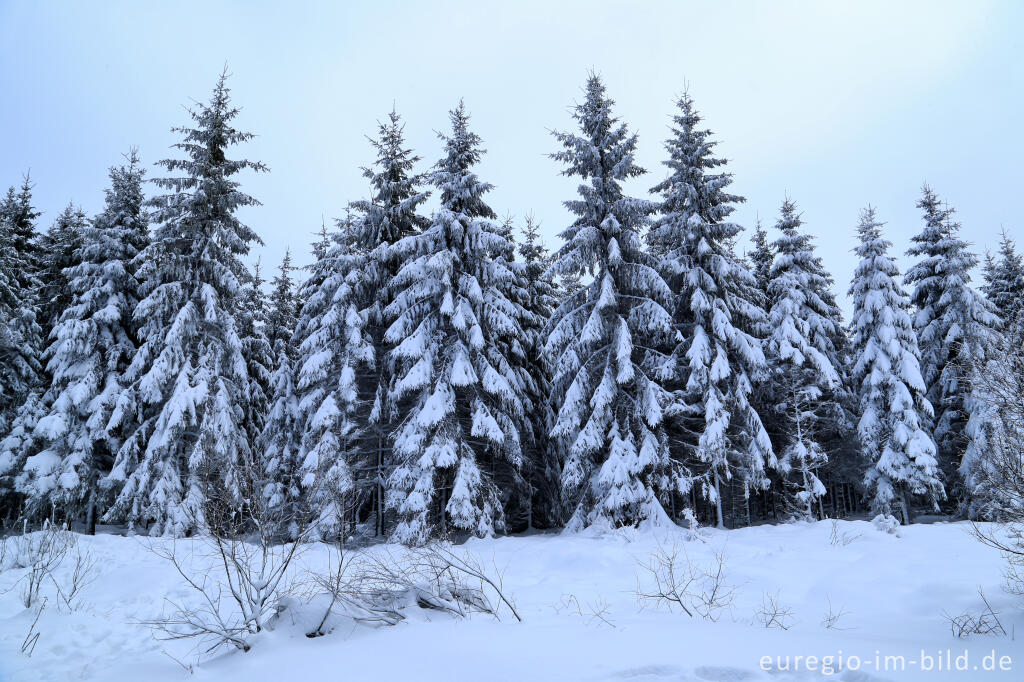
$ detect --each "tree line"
[0,71,1019,541]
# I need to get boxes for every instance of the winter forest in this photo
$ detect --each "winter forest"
[4,15,1024,674]
[1,71,1018,541]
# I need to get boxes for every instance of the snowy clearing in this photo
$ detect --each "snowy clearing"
[1,519,1021,681]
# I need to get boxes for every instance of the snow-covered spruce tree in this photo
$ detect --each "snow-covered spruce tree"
[485,213,535,529]
[13,152,149,531]
[904,185,999,500]
[647,91,773,529]
[347,109,430,536]
[545,75,676,531]
[258,333,302,535]
[748,218,774,299]
[982,229,1024,327]
[848,206,942,523]
[763,198,843,519]
[518,214,561,527]
[104,74,266,536]
[38,203,88,344]
[238,259,273,447]
[290,216,373,540]
[960,324,1024,520]
[265,248,298,351]
[0,177,46,517]
[385,102,524,544]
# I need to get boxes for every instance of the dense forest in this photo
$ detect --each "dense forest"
[1,71,1020,542]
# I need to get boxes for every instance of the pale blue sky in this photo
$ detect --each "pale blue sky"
[1,0,1021,313]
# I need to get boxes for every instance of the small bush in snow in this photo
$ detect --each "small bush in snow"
[636,541,735,621]
[755,591,795,630]
[871,514,901,535]
[943,588,1007,638]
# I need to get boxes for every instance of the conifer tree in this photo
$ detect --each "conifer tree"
[290,217,373,540]
[648,91,772,529]
[238,259,273,446]
[904,185,999,495]
[0,177,45,514]
[104,73,266,536]
[13,153,149,530]
[347,109,430,536]
[38,203,88,343]
[748,218,774,299]
[545,75,676,531]
[764,198,842,519]
[849,206,942,522]
[265,249,298,350]
[518,214,561,527]
[981,229,1024,326]
[385,102,524,544]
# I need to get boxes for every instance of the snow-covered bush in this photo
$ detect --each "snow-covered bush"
[871,513,901,535]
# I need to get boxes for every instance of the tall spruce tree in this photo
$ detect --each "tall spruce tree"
[648,91,773,529]
[266,249,298,350]
[764,198,842,519]
[904,185,999,499]
[238,259,273,447]
[347,109,430,536]
[748,218,774,299]
[104,74,266,536]
[545,75,676,531]
[518,214,561,527]
[385,102,525,544]
[849,207,942,523]
[290,216,373,540]
[0,177,46,515]
[38,203,88,343]
[13,152,149,530]
[981,229,1024,326]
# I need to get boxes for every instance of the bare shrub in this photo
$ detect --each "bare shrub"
[21,597,46,657]
[350,544,521,623]
[636,541,735,621]
[551,593,615,628]
[0,521,72,608]
[755,590,795,630]
[52,541,99,613]
[829,519,861,547]
[141,459,324,655]
[943,588,1007,638]
[821,596,851,630]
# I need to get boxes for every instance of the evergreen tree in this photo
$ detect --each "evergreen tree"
[981,229,1024,326]
[545,75,676,531]
[648,91,773,529]
[488,213,535,529]
[104,74,266,536]
[38,203,88,343]
[265,249,298,350]
[238,259,273,447]
[904,185,999,497]
[13,153,149,530]
[764,198,842,519]
[291,217,373,540]
[748,217,774,299]
[849,206,942,523]
[0,176,45,514]
[0,177,45,427]
[259,334,302,533]
[347,109,430,536]
[385,102,524,544]
[518,214,561,527]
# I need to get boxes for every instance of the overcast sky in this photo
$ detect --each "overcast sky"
[2,0,1021,314]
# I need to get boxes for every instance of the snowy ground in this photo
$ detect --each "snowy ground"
[1,519,1021,681]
